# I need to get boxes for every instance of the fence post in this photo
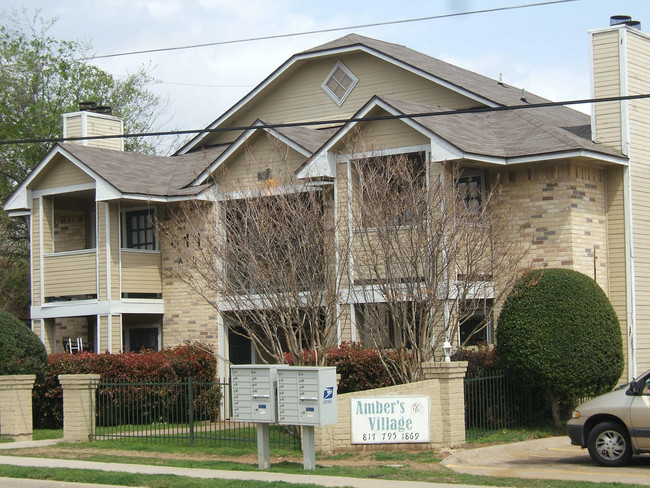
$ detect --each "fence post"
[188,377,194,447]
[0,375,36,442]
[58,374,101,442]
[422,361,468,447]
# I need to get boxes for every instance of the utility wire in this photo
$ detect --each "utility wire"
[81,0,579,61]
[0,92,646,146]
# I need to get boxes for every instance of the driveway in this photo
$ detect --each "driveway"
[443,436,650,485]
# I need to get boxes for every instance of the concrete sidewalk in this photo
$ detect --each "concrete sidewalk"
[0,450,495,488]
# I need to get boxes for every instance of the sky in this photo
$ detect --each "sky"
[2,0,650,153]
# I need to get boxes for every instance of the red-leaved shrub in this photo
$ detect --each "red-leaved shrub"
[33,343,217,429]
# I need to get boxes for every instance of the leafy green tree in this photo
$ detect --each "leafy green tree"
[0,10,171,318]
[0,310,47,380]
[496,268,624,428]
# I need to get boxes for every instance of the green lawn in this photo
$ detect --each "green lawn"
[1,430,647,488]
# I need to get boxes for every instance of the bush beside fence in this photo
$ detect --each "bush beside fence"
[33,344,216,429]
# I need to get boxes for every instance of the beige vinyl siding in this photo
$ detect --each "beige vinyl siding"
[626,30,650,372]
[99,315,109,354]
[218,132,307,192]
[605,166,629,379]
[32,199,42,305]
[30,156,94,190]
[109,203,121,300]
[204,52,478,146]
[64,114,83,139]
[592,30,622,150]
[41,197,53,254]
[111,315,122,353]
[354,116,429,150]
[43,251,97,298]
[121,250,162,294]
[97,202,108,301]
[85,116,122,151]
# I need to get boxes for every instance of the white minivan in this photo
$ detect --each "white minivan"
[567,369,650,466]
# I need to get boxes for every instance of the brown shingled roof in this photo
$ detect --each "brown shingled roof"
[60,143,225,196]
[378,97,622,159]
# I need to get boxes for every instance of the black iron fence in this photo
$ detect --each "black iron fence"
[90,377,300,449]
[464,370,586,441]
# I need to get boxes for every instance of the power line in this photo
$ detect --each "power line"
[81,0,579,61]
[1,92,646,146]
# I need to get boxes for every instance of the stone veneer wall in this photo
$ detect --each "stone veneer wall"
[159,207,219,351]
[491,160,609,288]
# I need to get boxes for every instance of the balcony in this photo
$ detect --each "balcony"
[121,249,162,297]
[43,249,97,301]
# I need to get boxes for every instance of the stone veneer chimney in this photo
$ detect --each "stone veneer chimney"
[62,101,124,151]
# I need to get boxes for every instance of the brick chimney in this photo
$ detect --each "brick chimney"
[62,101,124,151]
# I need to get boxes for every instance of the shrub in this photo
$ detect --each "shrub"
[496,268,623,426]
[451,342,500,377]
[0,310,47,380]
[33,343,218,429]
[283,342,400,393]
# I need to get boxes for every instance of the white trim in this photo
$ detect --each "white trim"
[118,201,122,299]
[43,248,96,258]
[589,30,597,144]
[107,314,113,353]
[120,205,159,250]
[321,60,358,107]
[32,298,164,319]
[218,313,226,381]
[39,197,45,306]
[105,202,112,302]
[618,28,637,380]
[96,314,101,353]
[32,182,96,198]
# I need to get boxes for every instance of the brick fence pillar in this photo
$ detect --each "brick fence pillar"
[422,361,468,447]
[58,374,100,442]
[0,375,36,442]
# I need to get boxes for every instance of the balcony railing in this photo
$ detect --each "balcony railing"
[43,249,97,300]
[121,249,162,296]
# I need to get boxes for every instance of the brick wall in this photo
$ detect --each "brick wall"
[492,160,609,288]
[315,361,467,452]
[159,209,219,351]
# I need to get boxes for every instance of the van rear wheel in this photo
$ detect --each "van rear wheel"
[587,421,632,467]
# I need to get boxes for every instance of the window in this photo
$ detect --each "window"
[124,209,156,250]
[457,170,485,212]
[322,61,358,106]
[353,151,426,228]
[459,300,493,346]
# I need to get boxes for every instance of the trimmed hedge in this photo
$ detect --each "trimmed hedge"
[33,343,217,429]
[284,342,400,393]
[451,342,500,377]
[0,310,47,380]
[496,268,623,402]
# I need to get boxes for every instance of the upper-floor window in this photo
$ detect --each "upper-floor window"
[322,61,358,106]
[124,208,157,250]
[456,170,485,213]
[353,151,427,228]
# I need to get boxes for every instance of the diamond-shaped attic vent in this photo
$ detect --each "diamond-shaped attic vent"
[322,61,358,106]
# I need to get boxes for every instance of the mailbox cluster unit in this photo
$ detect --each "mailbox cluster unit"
[230,365,337,427]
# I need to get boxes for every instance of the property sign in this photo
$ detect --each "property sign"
[351,396,430,444]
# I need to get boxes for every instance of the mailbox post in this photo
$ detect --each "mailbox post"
[230,365,279,469]
[230,364,337,470]
[277,366,337,470]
